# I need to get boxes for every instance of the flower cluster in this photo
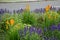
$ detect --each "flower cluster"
[18,26,42,37]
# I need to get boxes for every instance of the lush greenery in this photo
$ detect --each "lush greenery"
[0,5,60,40]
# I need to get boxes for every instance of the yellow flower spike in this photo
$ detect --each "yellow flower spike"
[6,20,9,24]
[48,5,51,9]
[45,7,49,12]
[25,4,30,11]
[6,25,8,30]
[45,5,51,12]
[10,19,14,26]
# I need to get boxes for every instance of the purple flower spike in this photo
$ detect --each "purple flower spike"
[29,27,34,32]
[57,23,60,31]
[50,25,57,31]
[36,28,42,35]
[20,8,23,13]
[24,27,28,35]
[0,9,4,14]
[40,8,45,13]
[29,27,36,35]
[34,9,40,13]
[16,8,23,13]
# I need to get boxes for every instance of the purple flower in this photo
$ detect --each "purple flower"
[36,28,42,35]
[50,25,57,31]
[23,27,28,35]
[0,9,4,14]
[20,8,23,13]
[29,27,34,32]
[40,8,45,13]
[57,23,60,30]
[34,8,45,13]
[34,9,40,13]
[16,8,23,13]
[29,27,36,35]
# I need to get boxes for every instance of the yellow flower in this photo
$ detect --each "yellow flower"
[45,5,51,12]
[6,20,9,24]
[48,5,51,9]
[10,19,14,26]
[45,7,49,12]
[6,25,8,30]
[25,4,30,11]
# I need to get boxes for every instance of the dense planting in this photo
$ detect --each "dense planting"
[0,5,60,40]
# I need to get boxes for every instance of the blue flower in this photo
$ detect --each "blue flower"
[40,8,45,13]
[34,9,40,13]
[50,25,57,31]
[23,26,28,35]
[36,28,42,35]
[0,9,4,14]
[34,8,45,13]
[57,23,60,31]
[29,27,36,35]
[29,27,34,33]
[16,8,23,13]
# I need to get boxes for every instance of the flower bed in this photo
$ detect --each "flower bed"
[0,4,60,40]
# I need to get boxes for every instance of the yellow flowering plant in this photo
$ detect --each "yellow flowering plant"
[10,19,14,26]
[45,5,51,12]
[25,4,30,11]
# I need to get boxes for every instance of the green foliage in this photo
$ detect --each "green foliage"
[21,12,37,26]
[0,10,60,40]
